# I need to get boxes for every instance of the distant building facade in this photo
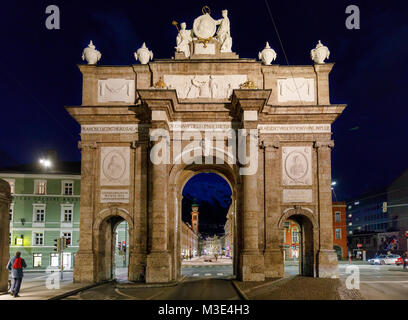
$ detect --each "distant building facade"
[347,170,408,258]
[181,203,199,259]
[332,202,347,259]
[223,210,234,258]
[0,161,81,270]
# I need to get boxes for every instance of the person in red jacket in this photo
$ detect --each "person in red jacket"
[6,251,27,298]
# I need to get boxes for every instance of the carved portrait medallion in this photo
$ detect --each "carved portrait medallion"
[282,147,312,186]
[100,147,130,186]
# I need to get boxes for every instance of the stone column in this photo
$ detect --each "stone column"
[263,141,284,278]
[128,141,148,282]
[239,119,265,281]
[0,180,11,293]
[146,125,172,283]
[314,140,339,278]
[74,141,98,283]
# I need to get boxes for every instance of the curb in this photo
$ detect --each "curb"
[48,280,113,300]
[231,280,249,300]
[232,276,296,300]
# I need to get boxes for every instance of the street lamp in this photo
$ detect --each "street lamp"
[39,158,52,168]
[331,181,338,201]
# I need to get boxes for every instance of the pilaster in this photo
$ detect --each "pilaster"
[74,141,98,283]
[263,141,284,278]
[314,140,339,278]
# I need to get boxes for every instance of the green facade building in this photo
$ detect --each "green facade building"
[0,161,81,270]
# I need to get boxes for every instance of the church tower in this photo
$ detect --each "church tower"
[191,199,199,235]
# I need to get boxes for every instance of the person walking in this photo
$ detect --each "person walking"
[403,251,408,270]
[6,251,27,298]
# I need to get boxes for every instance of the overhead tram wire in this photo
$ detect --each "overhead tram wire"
[264,0,304,105]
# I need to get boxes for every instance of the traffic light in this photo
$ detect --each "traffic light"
[61,237,67,250]
[382,202,387,213]
[54,238,61,252]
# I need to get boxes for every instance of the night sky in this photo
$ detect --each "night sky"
[182,173,232,237]
[1,1,408,205]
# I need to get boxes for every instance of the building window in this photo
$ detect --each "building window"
[62,180,74,195]
[292,229,299,243]
[34,232,44,246]
[33,253,42,267]
[4,179,15,194]
[50,253,59,267]
[34,180,47,195]
[62,232,72,246]
[33,205,46,222]
[335,212,341,222]
[61,204,73,223]
[335,228,342,239]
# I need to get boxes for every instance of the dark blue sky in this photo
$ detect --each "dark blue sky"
[182,173,232,236]
[1,1,408,201]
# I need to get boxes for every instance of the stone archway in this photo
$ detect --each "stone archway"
[168,158,240,281]
[0,180,12,292]
[279,207,318,277]
[93,207,134,282]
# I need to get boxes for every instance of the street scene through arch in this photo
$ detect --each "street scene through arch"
[180,173,234,279]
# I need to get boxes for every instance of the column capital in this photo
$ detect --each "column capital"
[261,140,280,150]
[314,140,334,149]
[78,141,98,150]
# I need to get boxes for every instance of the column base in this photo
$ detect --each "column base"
[146,252,172,283]
[264,249,284,278]
[317,249,339,278]
[239,252,265,282]
[128,252,147,282]
[73,251,97,283]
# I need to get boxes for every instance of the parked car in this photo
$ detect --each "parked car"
[382,254,401,265]
[368,254,400,265]
[395,257,408,265]
[368,254,386,265]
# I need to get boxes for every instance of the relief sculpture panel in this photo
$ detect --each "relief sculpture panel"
[100,147,130,186]
[98,78,135,103]
[282,146,312,186]
[163,74,247,99]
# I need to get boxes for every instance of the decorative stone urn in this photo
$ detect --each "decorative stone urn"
[258,42,277,65]
[310,40,330,64]
[134,42,153,65]
[82,40,101,65]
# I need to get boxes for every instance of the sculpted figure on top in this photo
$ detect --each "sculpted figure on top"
[174,7,233,55]
[215,10,232,52]
[175,22,193,58]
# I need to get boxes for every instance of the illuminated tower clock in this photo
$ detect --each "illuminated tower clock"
[191,199,199,235]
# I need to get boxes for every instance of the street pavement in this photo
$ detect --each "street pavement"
[0,271,89,300]
[2,262,407,300]
[285,263,408,300]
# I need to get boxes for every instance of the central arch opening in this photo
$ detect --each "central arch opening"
[180,172,234,279]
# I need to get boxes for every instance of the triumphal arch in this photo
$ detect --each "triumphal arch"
[67,8,346,283]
